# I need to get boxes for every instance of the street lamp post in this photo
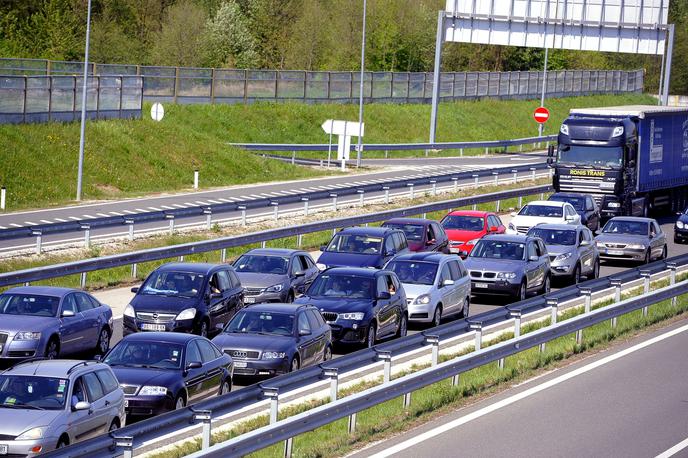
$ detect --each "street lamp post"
[356,0,367,168]
[76,0,92,201]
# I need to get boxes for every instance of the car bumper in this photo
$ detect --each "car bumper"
[675,228,688,241]
[124,395,176,418]
[232,358,290,377]
[243,291,284,305]
[470,279,520,296]
[0,436,61,457]
[598,248,646,261]
[0,338,41,360]
[549,260,576,277]
[328,321,370,344]
[123,317,195,336]
[406,302,435,323]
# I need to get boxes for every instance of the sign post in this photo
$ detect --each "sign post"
[321,120,365,171]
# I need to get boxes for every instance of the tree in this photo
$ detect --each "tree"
[201,0,259,68]
[149,0,206,67]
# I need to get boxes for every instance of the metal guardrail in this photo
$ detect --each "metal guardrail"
[0,184,551,288]
[0,162,549,243]
[40,255,688,458]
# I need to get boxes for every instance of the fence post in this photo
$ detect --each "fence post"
[125,219,135,241]
[271,202,279,220]
[166,214,175,235]
[204,208,212,230]
[81,223,91,249]
[610,278,622,328]
[548,297,559,325]
[114,436,134,458]
[330,193,338,211]
[194,170,199,189]
[80,272,87,289]
[430,180,437,196]
[263,387,279,424]
[407,183,414,199]
[581,287,592,314]
[357,190,365,206]
[512,169,518,184]
[32,230,42,255]
[383,186,390,204]
[302,197,309,216]
[530,167,536,181]
[640,271,651,316]
[131,263,137,278]
[238,206,246,226]
[192,409,212,450]
[473,174,479,188]
[668,263,677,307]
[323,367,339,401]
[424,334,440,366]
[1,186,5,210]
[470,322,482,351]
[452,177,459,192]
[493,171,499,185]
[377,350,392,383]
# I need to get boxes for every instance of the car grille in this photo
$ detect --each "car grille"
[120,384,139,396]
[0,333,7,345]
[321,312,338,323]
[244,288,263,296]
[224,349,260,359]
[136,312,176,323]
[234,367,257,376]
[516,226,530,234]
[470,271,497,279]
[603,243,627,249]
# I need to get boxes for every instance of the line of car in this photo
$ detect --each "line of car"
[0,191,679,456]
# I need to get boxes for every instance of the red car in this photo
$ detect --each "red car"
[440,210,506,257]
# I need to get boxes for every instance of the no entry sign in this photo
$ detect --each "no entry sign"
[534,107,550,124]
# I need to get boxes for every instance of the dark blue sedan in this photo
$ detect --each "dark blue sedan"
[675,206,688,244]
[212,303,332,377]
[104,332,233,419]
[0,286,113,361]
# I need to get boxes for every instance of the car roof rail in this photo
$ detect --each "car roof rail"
[67,360,98,375]
[1,357,49,372]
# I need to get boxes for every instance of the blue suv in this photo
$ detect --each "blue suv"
[317,227,410,269]
[295,267,408,348]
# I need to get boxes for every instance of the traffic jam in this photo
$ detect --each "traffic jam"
[0,105,687,456]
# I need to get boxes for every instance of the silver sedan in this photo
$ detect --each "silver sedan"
[594,217,668,264]
[527,224,600,284]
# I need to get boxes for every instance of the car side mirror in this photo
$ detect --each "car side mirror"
[293,270,306,277]
[377,291,391,300]
[442,279,455,287]
[459,250,469,259]
[649,233,655,239]
[529,255,539,262]
[186,361,203,371]
[299,329,311,336]
[384,250,395,257]
[209,292,223,299]
[319,246,327,252]
[61,310,75,318]
[215,323,225,331]
[131,287,139,293]
[510,212,517,217]
[628,160,636,168]
[580,240,590,246]
[72,401,91,412]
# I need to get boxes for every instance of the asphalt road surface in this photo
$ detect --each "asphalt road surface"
[350,317,688,458]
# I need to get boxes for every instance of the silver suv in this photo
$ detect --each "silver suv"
[0,359,125,457]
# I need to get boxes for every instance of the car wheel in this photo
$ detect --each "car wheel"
[220,379,231,395]
[289,355,300,372]
[460,298,470,319]
[95,327,110,356]
[196,319,209,338]
[56,437,69,449]
[45,338,59,360]
[366,323,377,348]
[541,275,551,294]
[591,258,600,279]
[661,245,667,260]
[432,305,442,327]
[572,264,581,285]
[397,314,408,338]
[286,291,294,303]
[108,420,119,433]
[174,395,186,410]
[517,280,527,301]
[323,345,332,362]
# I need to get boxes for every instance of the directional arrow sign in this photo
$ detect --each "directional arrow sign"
[321,120,365,137]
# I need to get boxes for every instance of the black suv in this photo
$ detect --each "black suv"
[124,263,245,338]
[548,192,601,231]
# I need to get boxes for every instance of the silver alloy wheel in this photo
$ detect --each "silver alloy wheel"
[45,339,59,359]
[98,328,110,354]
[175,396,185,410]
[199,321,208,338]
[367,324,376,348]
[399,315,408,337]
[519,281,527,301]
[573,265,581,284]
[593,259,600,279]
[221,381,230,395]
[543,276,551,294]
[109,422,118,432]
[462,298,470,318]
[433,306,442,326]
[290,356,300,372]
[324,345,332,361]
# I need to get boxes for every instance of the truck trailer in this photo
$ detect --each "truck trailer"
[550,105,688,220]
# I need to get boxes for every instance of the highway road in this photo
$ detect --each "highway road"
[0,154,544,254]
[351,317,688,458]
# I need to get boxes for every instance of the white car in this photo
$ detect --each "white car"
[507,200,580,235]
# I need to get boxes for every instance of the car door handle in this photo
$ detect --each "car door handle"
[105,400,110,406]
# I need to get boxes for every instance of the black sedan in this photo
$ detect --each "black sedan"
[212,303,332,377]
[103,332,233,419]
[548,192,601,231]
[675,206,688,244]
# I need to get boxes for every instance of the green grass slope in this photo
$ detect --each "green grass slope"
[0,93,654,211]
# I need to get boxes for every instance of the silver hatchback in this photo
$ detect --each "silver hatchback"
[0,359,125,457]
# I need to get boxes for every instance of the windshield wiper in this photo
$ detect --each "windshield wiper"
[0,403,45,410]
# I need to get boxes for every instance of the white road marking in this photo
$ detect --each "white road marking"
[172,204,186,208]
[24,221,36,225]
[40,220,52,224]
[96,213,110,217]
[656,437,688,458]
[0,226,5,229]
[108,212,123,216]
[369,323,688,458]
[160,205,174,210]
[218,198,231,203]
[184,202,196,206]
[122,210,136,214]
[146,207,162,212]
[9,223,23,227]
[69,216,81,221]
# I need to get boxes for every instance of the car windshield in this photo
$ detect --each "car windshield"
[528,228,576,246]
[470,240,525,260]
[557,145,623,169]
[549,196,585,212]
[233,255,289,275]
[386,261,438,286]
[326,234,383,254]
[225,311,294,336]
[104,341,184,370]
[307,274,374,299]
[0,294,60,317]
[441,215,484,231]
[383,223,424,241]
[140,271,204,298]
[0,375,69,410]
[602,220,649,236]
[519,205,563,218]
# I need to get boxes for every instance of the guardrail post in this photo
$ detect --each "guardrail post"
[668,263,677,307]
[330,193,338,211]
[131,263,137,278]
[204,208,212,229]
[509,309,522,338]
[32,230,42,254]
[548,297,559,325]
[383,186,390,204]
[452,177,459,192]
[357,189,365,206]
[284,437,293,458]
[194,169,199,189]
[348,412,357,433]
[424,334,440,366]
[220,248,227,263]
[238,205,246,226]
[640,270,651,316]
[297,234,303,248]
[263,387,279,424]
[261,241,267,249]
[540,192,545,200]
[192,409,212,450]
[451,373,460,386]
[407,183,414,199]
[80,272,87,288]
[512,169,518,184]
[610,279,622,328]
[581,287,592,314]
[323,367,339,401]
[166,214,175,235]
[496,199,501,213]
[81,223,91,248]
[178,255,184,262]
[271,202,279,220]
[384,150,388,158]
[473,174,479,188]
[1,186,5,210]
[459,148,464,157]
[125,219,135,241]
[485,147,489,155]
[469,322,482,351]
[376,350,392,383]
[302,197,309,216]
[492,171,499,185]
[403,391,412,409]
[430,180,437,196]
[518,196,523,208]
[114,436,134,458]
[291,151,296,165]
[530,167,536,181]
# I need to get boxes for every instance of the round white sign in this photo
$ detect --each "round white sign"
[151,103,165,122]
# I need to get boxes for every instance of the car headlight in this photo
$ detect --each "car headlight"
[340,312,365,320]
[467,238,481,245]
[607,202,621,208]
[612,126,624,137]
[555,252,573,262]
[14,332,41,340]
[262,351,286,359]
[124,304,135,318]
[626,244,646,250]
[316,263,327,270]
[677,221,685,229]
[497,272,517,279]
[560,124,569,135]
[414,294,431,305]
[16,426,48,441]
[264,284,283,293]
[176,308,197,321]
[139,386,168,396]
[596,241,605,248]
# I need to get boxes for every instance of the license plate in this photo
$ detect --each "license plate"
[245,297,256,303]
[607,249,624,256]
[474,282,489,289]
[234,361,247,368]
[141,323,166,331]
[0,444,8,455]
